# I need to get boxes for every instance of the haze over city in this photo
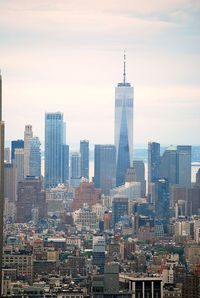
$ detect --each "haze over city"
[1,0,200,146]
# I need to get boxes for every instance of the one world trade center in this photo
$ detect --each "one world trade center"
[115,53,134,186]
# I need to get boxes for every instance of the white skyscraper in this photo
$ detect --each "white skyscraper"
[115,53,134,186]
[24,124,33,178]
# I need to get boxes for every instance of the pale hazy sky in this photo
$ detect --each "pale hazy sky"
[1,0,200,148]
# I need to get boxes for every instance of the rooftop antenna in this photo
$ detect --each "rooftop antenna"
[123,50,126,85]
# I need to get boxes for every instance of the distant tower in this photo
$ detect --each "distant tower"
[29,137,41,179]
[62,144,69,184]
[24,125,33,178]
[160,145,178,186]
[4,163,17,203]
[80,140,89,179]
[148,142,160,185]
[11,139,24,162]
[115,52,134,187]
[133,160,146,197]
[45,112,65,188]
[177,145,191,188]
[0,71,5,295]
[71,152,81,179]
[94,144,116,195]
[14,148,24,183]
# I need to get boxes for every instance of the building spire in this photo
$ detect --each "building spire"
[123,50,126,85]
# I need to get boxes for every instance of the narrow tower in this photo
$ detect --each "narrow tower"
[0,71,5,295]
[115,52,134,186]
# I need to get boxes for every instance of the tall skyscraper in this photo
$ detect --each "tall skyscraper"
[133,160,146,197]
[94,144,116,195]
[4,163,17,203]
[115,53,133,186]
[71,152,81,179]
[14,148,24,183]
[160,145,178,186]
[177,145,191,189]
[0,72,4,295]
[148,142,160,185]
[24,125,33,178]
[62,144,69,184]
[11,139,24,162]
[29,137,41,179]
[45,112,65,188]
[155,178,170,223]
[80,140,89,179]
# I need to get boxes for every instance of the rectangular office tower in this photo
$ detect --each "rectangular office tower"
[29,137,41,179]
[115,53,133,187]
[80,140,89,179]
[45,112,67,188]
[148,142,160,185]
[94,145,116,195]
[177,145,191,189]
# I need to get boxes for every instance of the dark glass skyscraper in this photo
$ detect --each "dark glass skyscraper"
[62,144,69,184]
[11,139,24,162]
[80,140,89,179]
[45,112,65,188]
[94,144,116,195]
[160,145,178,186]
[115,54,133,187]
[155,178,170,223]
[112,197,128,228]
[148,142,160,185]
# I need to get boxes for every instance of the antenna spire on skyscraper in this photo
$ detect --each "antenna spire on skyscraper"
[123,49,126,85]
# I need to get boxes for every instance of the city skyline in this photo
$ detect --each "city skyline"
[1,0,200,146]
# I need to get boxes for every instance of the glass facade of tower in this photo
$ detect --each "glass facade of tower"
[177,145,191,189]
[148,142,160,185]
[80,140,89,179]
[71,152,81,179]
[94,144,116,195]
[29,137,41,179]
[115,83,133,187]
[11,139,24,162]
[45,112,64,188]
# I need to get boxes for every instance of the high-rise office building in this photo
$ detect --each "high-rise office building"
[71,152,81,179]
[94,144,116,195]
[24,125,33,178]
[115,53,133,187]
[177,145,191,188]
[159,145,191,188]
[29,137,41,179]
[80,140,89,179]
[4,163,17,203]
[14,148,24,183]
[112,196,128,228]
[155,178,170,222]
[45,112,65,188]
[11,139,24,162]
[0,71,4,295]
[160,145,178,186]
[62,144,69,184]
[148,142,160,185]
[133,160,146,197]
